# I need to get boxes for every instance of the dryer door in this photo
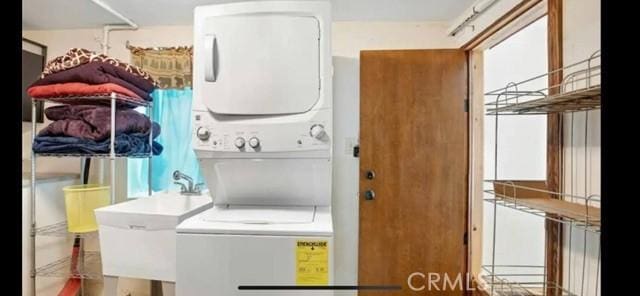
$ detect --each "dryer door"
[200,14,321,115]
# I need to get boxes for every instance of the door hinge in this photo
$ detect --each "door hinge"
[463,232,468,245]
[353,145,360,158]
[464,98,469,112]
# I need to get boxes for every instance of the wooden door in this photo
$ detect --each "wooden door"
[359,50,469,295]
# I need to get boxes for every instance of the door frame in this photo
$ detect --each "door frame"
[463,0,563,293]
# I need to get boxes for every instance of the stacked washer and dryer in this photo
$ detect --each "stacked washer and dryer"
[176,1,334,295]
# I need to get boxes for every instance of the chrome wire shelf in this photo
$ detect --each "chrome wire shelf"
[35,222,98,238]
[486,87,600,115]
[485,50,600,115]
[484,180,600,233]
[36,251,102,280]
[480,265,576,296]
[36,152,152,158]
[484,196,600,233]
[33,94,152,107]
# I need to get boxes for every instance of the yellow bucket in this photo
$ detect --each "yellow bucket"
[63,184,111,233]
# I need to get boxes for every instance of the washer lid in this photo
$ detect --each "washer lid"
[176,206,333,236]
[203,205,315,224]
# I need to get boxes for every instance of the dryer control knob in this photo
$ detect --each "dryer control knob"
[248,137,260,148]
[310,124,326,139]
[234,137,246,149]
[196,127,210,141]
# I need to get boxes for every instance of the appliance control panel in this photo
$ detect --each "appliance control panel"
[192,112,331,152]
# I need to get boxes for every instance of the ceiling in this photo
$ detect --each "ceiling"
[23,0,474,30]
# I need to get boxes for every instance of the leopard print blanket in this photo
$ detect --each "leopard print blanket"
[41,48,158,87]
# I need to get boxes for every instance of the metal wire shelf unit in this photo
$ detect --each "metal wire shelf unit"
[29,92,154,296]
[481,50,602,296]
[480,265,576,296]
[35,222,98,238]
[35,251,102,280]
[485,50,600,115]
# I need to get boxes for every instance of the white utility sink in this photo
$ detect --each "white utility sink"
[95,192,212,284]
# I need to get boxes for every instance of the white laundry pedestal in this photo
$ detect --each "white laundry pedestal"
[95,193,213,296]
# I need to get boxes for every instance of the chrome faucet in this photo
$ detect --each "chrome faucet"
[173,170,203,195]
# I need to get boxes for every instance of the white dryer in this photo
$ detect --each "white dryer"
[176,1,333,295]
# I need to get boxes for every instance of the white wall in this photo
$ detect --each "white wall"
[482,16,548,280]
[562,0,601,295]
[24,20,456,295]
[333,21,456,57]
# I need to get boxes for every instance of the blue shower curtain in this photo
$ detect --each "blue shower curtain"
[127,88,205,197]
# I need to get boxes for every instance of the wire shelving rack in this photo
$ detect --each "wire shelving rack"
[481,50,601,296]
[29,92,154,295]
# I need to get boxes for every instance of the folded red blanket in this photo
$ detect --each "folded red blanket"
[28,82,143,100]
[39,105,152,141]
[30,62,155,100]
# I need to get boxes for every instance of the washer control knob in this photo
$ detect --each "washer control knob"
[310,124,326,139]
[234,137,246,149]
[248,137,260,148]
[196,127,210,141]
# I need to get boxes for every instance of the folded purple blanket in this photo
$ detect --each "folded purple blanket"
[30,62,155,101]
[38,105,155,141]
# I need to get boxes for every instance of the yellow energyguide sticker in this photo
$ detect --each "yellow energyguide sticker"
[296,240,329,285]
